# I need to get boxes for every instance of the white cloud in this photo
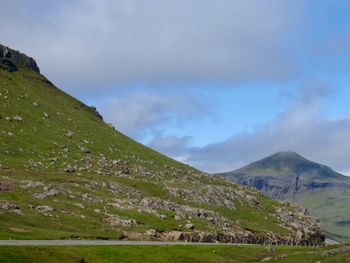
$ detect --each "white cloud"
[0,0,303,90]
[149,86,350,175]
[98,91,209,138]
[149,135,192,163]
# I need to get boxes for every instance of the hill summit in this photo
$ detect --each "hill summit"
[236,151,344,181]
[0,45,324,245]
[222,151,350,241]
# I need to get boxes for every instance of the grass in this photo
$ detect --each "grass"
[0,67,191,171]
[0,168,290,240]
[0,244,349,263]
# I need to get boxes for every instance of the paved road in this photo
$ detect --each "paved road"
[0,240,337,246]
[0,240,249,246]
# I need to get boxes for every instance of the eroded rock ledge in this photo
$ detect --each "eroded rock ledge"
[123,229,324,246]
[0,44,40,73]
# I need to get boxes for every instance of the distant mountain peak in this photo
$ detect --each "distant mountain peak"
[225,151,346,181]
[274,151,301,157]
[265,151,309,162]
[221,152,350,242]
[267,151,307,160]
[247,151,311,168]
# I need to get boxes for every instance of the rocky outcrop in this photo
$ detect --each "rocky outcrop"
[139,197,232,228]
[32,184,60,199]
[89,106,103,120]
[0,44,40,73]
[0,200,22,214]
[103,213,137,228]
[122,228,324,246]
[29,204,55,217]
[0,182,14,192]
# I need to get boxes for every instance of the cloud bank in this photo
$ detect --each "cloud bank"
[3,1,350,176]
[98,91,210,138]
[150,86,350,175]
[0,0,303,90]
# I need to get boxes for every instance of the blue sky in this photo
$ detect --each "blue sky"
[2,0,350,174]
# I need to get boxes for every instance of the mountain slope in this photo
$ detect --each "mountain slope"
[221,151,350,242]
[0,44,324,245]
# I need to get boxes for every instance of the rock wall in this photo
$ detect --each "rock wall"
[0,44,40,73]
[123,228,325,246]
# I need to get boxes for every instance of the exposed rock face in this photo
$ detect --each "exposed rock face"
[123,228,324,246]
[139,197,231,228]
[103,213,137,228]
[0,182,14,192]
[29,204,55,217]
[32,184,60,199]
[0,200,21,214]
[89,106,103,120]
[222,151,349,200]
[0,44,40,73]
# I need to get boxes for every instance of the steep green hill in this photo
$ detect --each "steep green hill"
[221,151,350,242]
[0,44,324,245]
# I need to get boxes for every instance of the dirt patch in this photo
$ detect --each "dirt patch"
[9,227,32,233]
[0,182,14,192]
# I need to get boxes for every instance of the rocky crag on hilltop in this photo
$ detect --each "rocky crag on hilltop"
[0,44,325,245]
[0,44,39,73]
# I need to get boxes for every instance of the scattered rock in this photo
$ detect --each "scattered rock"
[103,213,136,228]
[80,147,91,154]
[64,164,76,173]
[13,115,23,122]
[0,200,21,214]
[146,229,157,237]
[159,214,167,220]
[184,223,195,230]
[20,180,43,189]
[174,215,182,221]
[33,184,60,199]
[29,204,54,217]
[65,130,73,138]
[0,182,14,192]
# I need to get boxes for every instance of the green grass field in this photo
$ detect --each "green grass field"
[0,244,349,263]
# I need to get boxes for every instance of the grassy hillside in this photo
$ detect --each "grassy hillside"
[222,151,350,242]
[0,45,324,245]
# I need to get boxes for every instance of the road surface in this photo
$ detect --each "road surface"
[0,240,337,246]
[0,240,249,246]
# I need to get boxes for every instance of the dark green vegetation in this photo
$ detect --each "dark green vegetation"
[0,44,324,247]
[0,244,350,263]
[222,151,350,242]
